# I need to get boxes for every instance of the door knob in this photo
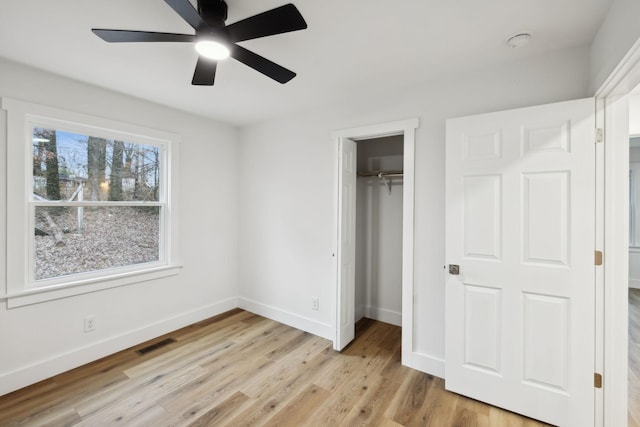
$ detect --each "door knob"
[449,264,460,275]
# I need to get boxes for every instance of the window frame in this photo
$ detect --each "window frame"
[2,97,181,308]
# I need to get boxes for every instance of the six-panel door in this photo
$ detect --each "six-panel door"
[445,98,595,427]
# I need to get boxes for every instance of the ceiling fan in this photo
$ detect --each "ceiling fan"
[92,0,307,86]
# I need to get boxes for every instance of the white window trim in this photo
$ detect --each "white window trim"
[26,116,169,286]
[1,97,182,308]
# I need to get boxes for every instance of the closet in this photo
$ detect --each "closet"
[354,135,403,326]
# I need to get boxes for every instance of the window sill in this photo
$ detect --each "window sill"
[630,246,640,253]
[4,265,182,308]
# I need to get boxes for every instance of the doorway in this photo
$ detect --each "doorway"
[355,135,404,327]
[333,118,418,367]
[596,39,640,426]
[627,99,640,426]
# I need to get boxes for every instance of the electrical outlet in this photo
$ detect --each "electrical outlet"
[84,316,97,332]
[312,297,319,311]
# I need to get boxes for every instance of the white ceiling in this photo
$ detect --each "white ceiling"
[0,0,612,126]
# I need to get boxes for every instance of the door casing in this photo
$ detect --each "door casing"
[332,118,418,367]
[596,36,640,427]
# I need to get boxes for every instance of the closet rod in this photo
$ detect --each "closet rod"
[357,171,404,178]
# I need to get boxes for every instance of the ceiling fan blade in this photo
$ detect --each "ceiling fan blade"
[231,45,296,84]
[164,0,206,30]
[225,4,307,43]
[92,29,195,43]
[192,56,217,85]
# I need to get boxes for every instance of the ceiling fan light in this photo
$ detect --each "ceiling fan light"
[195,40,230,60]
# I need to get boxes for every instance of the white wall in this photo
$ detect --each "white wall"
[355,136,403,326]
[630,93,640,135]
[630,146,640,161]
[589,0,640,93]
[238,45,592,372]
[0,58,240,395]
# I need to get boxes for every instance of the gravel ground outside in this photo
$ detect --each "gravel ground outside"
[34,206,159,280]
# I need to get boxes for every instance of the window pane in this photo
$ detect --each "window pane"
[34,206,160,280]
[32,128,160,202]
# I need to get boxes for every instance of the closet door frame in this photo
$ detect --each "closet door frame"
[332,118,419,368]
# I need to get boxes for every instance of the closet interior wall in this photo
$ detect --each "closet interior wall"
[355,135,404,326]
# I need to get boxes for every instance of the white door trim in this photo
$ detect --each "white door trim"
[332,118,419,366]
[596,37,640,427]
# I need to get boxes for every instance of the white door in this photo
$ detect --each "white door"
[445,98,595,426]
[336,137,357,350]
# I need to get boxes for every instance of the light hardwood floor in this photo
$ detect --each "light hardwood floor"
[630,288,640,427]
[0,309,551,426]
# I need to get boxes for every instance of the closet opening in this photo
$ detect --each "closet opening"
[355,135,404,327]
[333,118,418,364]
[333,118,417,366]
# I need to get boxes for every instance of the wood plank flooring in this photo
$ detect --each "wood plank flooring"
[630,288,640,427]
[0,310,551,426]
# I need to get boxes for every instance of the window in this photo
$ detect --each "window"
[31,126,163,280]
[2,98,180,307]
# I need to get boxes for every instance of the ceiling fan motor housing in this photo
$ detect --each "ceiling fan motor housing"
[198,0,228,28]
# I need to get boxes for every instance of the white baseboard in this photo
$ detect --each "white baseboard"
[365,305,402,327]
[0,297,238,396]
[355,304,365,323]
[1,295,437,397]
[404,351,445,378]
[630,278,640,289]
[238,297,333,341]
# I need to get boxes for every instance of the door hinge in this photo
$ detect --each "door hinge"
[595,128,604,144]
[595,251,603,266]
[594,372,603,388]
